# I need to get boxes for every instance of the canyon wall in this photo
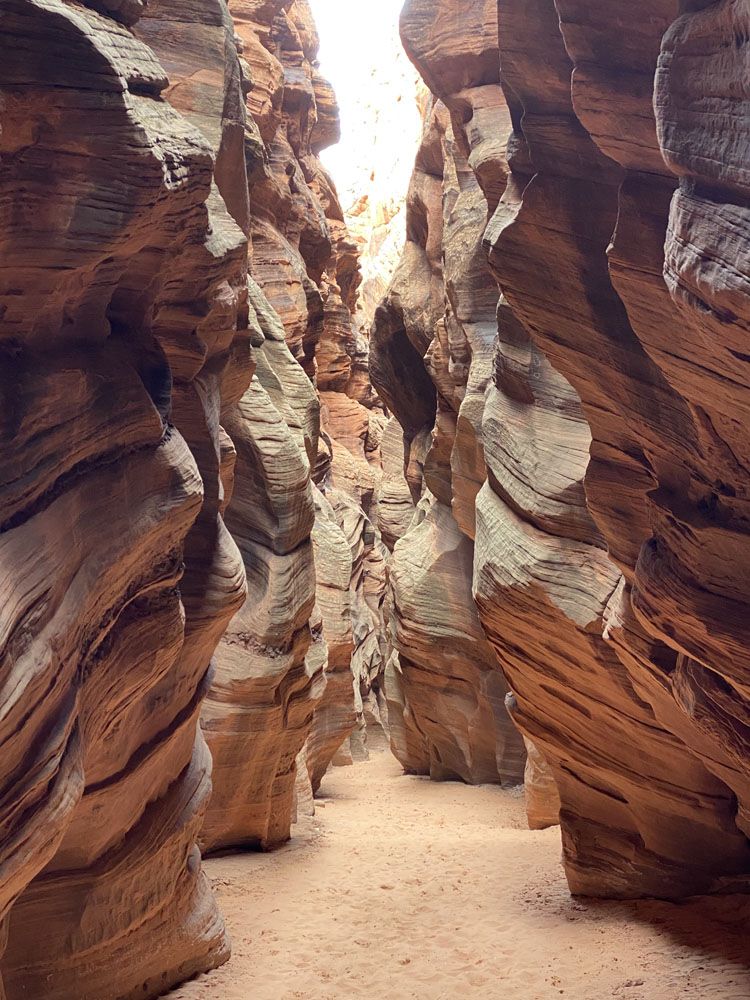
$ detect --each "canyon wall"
[373,5,526,787]
[0,2,247,995]
[185,0,388,853]
[0,0,374,994]
[378,0,750,899]
[4,8,750,1000]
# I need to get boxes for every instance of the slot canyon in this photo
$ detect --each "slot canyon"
[1,0,750,997]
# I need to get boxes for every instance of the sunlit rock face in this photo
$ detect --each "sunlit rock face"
[199,279,321,852]
[305,488,357,795]
[482,0,750,899]
[332,64,422,333]
[198,0,391,850]
[380,0,750,898]
[200,0,329,852]
[0,0,250,995]
[372,0,526,787]
[518,729,561,831]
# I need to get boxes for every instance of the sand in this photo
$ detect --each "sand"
[169,751,750,1000]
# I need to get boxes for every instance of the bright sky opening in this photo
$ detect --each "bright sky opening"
[307,0,422,211]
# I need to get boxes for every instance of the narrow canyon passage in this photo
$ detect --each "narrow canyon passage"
[170,751,750,1000]
[3,0,750,998]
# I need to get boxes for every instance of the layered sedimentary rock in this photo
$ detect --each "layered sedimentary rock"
[520,732,562,832]
[199,282,322,852]
[481,0,750,898]
[386,0,750,899]
[329,485,391,741]
[0,1,382,994]
[388,498,524,783]
[199,0,326,848]
[0,0,251,995]
[304,489,356,794]
[372,3,525,787]
[374,416,417,550]
[200,0,389,847]
[475,294,604,835]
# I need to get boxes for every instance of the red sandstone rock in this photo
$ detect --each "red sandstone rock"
[0,0,252,994]
[0,0,377,992]
[305,488,357,795]
[379,0,750,897]
[199,328,320,852]
[478,0,750,898]
[389,497,525,784]
[7,13,750,999]
[372,1,525,788]
[521,736,562,832]
[375,417,417,551]
[386,0,750,895]
[197,0,390,843]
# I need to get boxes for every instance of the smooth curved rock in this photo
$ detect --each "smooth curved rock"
[0,0,251,993]
[478,0,750,896]
[198,0,390,837]
[305,489,356,795]
[200,352,319,852]
[389,497,525,784]
[522,735,561,832]
[373,0,524,790]
[376,0,750,901]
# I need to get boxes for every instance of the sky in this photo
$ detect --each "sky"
[307,0,422,209]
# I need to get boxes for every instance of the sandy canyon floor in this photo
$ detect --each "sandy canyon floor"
[170,752,750,1000]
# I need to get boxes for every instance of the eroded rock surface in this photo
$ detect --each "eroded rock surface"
[200,0,390,850]
[0,1,250,995]
[199,289,320,852]
[382,0,750,899]
[6,11,750,1000]
[0,0,381,994]
[389,498,524,784]
[483,0,750,898]
[372,1,525,788]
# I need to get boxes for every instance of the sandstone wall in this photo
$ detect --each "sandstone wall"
[5,12,750,1000]
[485,0,750,899]
[199,0,390,849]
[0,0,376,994]
[0,1,250,995]
[372,2,526,788]
[379,0,750,899]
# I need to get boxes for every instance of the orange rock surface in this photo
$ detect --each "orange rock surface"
[377,0,750,899]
